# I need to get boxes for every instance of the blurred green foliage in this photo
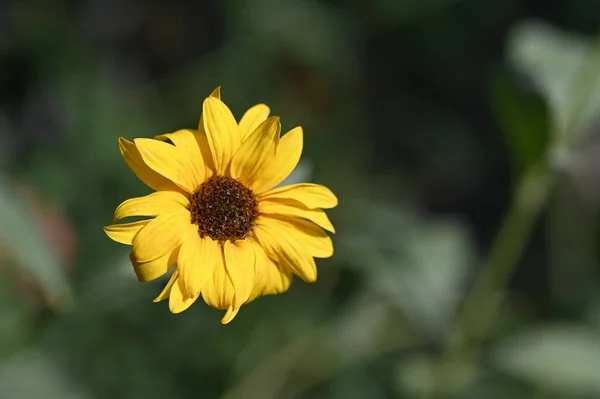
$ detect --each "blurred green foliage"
[2,1,600,398]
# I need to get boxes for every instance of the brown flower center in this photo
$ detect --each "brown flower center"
[189,175,259,242]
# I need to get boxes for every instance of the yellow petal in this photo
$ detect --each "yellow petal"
[131,247,178,282]
[201,244,235,310]
[195,88,222,175]
[179,234,218,298]
[247,245,292,303]
[202,97,240,174]
[253,220,317,282]
[155,129,205,190]
[113,191,189,223]
[223,240,256,309]
[193,131,215,178]
[259,183,338,209]
[169,276,199,313]
[118,137,183,192]
[153,269,179,302]
[209,87,221,99]
[230,117,280,187]
[259,199,335,233]
[221,306,240,324]
[252,126,303,194]
[131,211,195,263]
[262,215,333,258]
[239,104,271,142]
[104,220,149,245]
[134,138,197,194]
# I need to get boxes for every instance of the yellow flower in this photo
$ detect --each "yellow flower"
[104,88,337,324]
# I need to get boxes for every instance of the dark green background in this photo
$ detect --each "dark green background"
[1,0,600,398]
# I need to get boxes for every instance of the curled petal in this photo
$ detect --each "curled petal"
[221,306,240,324]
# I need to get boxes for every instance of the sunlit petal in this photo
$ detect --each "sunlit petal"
[178,234,217,298]
[118,137,183,192]
[104,220,149,245]
[239,104,271,142]
[134,138,197,194]
[202,97,240,174]
[259,198,335,233]
[223,240,256,309]
[169,277,199,313]
[252,127,303,194]
[247,244,292,303]
[113,191,189,223]
[253,219,317,282]
[131,247,179,282]
[259,183,338,209]
[131,211,195,263]
[230,117,280,187]
[155,129,205,191]
[153,269,179,302]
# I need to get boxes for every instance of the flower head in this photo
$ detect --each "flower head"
[104,88,337,324]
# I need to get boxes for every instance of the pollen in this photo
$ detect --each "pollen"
[189,175,259,242]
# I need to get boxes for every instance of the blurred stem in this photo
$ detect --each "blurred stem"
[429,33,600,398]
[221,292,420,399]
[429,164,554,397]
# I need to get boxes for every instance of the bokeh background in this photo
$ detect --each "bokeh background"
[2,0,600,398]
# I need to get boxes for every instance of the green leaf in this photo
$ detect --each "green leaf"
[492,324,600,394]
[507,20,600,142]
[339,203,475,339]
[0,175,72,310]
[490,70,551,177]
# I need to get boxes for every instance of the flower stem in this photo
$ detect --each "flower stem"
[429,164,554,397]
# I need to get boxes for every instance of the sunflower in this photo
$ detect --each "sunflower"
[104,88,337,324]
